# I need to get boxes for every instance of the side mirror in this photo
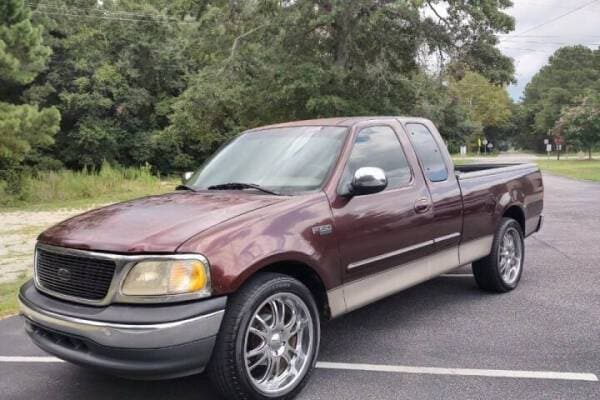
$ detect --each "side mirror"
[181,171,194,183]
[349,167,387,196]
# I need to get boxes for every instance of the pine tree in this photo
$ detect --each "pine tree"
[0,0,60,180]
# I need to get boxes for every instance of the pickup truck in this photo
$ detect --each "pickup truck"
[19,117,544,400]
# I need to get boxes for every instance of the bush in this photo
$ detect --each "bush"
[0,162,170,208]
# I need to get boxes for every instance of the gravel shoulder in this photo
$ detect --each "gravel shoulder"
[0,209,89,283]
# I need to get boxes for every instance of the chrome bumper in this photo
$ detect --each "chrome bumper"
[18,298,224,349]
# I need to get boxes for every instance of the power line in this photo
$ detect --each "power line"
[499,34,600,38]
[29,4,198,25]
[500,39,600,46]
[498,46,551,53]
[507,0,600,37]
[28,2,186,22]
[31,9,196,24]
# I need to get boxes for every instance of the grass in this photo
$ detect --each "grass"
[535,159,600,181]
[0,274,29,318]
[0,162,178,211]
[450,152,499,159]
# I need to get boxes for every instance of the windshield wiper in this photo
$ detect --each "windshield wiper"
[207,182,280,196]
[175,184,196,191]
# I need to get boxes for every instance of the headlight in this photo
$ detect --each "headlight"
[121,257,210,297]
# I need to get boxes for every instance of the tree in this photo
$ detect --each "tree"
[521,46,600,151]
[28,0,194,170]
[551,93,600,160]
[448,70,512,146]
[0,0,60,181]
[423,0,516,85]
[163,0,517,169]
[16,0,517,173]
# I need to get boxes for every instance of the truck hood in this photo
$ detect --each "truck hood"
[38,191,284,253]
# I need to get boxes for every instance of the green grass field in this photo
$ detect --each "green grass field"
[0,274,29,318]
[0,162,178,211]
[535,159,600,182]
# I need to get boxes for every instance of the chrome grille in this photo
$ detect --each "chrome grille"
[36,248,116,300]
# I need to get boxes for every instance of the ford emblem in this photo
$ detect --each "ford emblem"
[57,268,71,282]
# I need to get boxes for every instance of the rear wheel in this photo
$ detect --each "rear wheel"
[208,273,320,400]
[472,218,525,292]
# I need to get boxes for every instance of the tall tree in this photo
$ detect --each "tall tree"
[448,70,512,146]
[521,46,600,151]
[423,0,516,85]
[28,0,194,169]
[163,0,517,170]
[0,0,60,184]
[551,93,600,159]
[16,0,517,173]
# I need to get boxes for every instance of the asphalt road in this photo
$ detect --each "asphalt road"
[1,173,599,399]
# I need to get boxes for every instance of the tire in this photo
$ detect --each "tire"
[472,218,525,293]
[208,273,320,400]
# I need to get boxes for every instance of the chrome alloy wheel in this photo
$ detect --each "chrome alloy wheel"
[243,292,314,397]
[498,227,523,285]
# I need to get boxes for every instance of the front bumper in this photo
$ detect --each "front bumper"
[18,280,226,379]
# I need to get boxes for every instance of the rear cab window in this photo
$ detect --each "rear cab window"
[340,125,412,191]
[405,123,448,182]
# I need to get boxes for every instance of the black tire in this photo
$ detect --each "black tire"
[472,218,525,293]
[208,273,320,400]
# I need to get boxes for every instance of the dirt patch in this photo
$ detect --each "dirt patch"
[0,209,90,283]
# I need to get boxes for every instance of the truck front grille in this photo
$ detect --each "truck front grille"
[35,248,116,301]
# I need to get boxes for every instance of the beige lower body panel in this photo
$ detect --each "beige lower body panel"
[328,235,494,318]
[459,235,494,265]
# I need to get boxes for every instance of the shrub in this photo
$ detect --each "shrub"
[0,162,171,208]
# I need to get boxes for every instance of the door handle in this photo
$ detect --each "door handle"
[414,198,431,213]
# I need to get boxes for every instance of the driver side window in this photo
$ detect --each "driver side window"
[341,126,412,191]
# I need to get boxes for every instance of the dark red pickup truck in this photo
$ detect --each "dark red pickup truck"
[19,117,543,400]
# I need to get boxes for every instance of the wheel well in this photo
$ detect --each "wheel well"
[503,205,525,233]
[260,261,329,319]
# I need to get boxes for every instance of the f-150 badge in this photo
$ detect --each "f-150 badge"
[312,224,333,236]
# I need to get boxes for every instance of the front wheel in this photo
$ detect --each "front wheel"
[208,273,320,400]
[472,217,525,293]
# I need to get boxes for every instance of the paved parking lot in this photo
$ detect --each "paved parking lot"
[1,173,599,399]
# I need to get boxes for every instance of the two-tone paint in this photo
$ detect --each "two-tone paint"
[37,117,543,319]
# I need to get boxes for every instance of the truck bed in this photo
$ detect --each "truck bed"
[454,162,544,241]
[455,163,539,179]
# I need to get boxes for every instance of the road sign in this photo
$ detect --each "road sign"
[482,139,488,145]
[544,139,549,145]
[546,144,552,152]
[487,143,494,149]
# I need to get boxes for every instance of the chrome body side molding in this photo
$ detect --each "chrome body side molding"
[347,240,435,271]
[346,232,461,271]
[328,235,494,318]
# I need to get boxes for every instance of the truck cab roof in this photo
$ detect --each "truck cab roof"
[246,116,434,131]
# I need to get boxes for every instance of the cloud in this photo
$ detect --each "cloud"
[500,0,600,101]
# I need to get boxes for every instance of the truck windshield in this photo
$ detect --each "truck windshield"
[188,126,348,195]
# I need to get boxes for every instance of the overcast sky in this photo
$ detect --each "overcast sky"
[500,0,600,101]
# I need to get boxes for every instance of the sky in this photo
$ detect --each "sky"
[500,0,600,101]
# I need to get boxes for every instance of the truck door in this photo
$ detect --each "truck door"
[330,121,443,312]
[402,121,463,255]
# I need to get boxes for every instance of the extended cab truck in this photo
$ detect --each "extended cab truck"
[19,117,544,400]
